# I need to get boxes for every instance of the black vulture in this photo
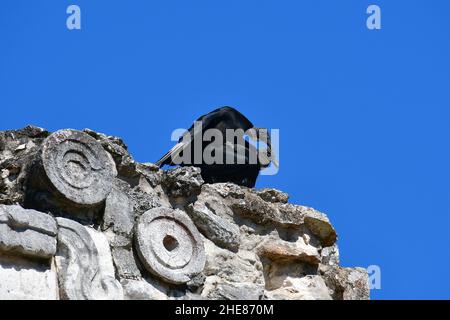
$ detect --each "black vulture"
[156,106,277,187]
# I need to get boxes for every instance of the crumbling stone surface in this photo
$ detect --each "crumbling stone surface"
[0,126,369,300]
[161,166,204,205]
[255,188,289,204]
[187,200,240,251]
[320,265,370,300]
[0,205,57,259]
[102,187,134,238]
[0,254,58,300]
[321,244,340,266]
[0,126,48,205]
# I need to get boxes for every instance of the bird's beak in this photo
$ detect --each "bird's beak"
[253,127,279,169]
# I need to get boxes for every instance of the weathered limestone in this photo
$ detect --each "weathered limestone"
[187,201,240,251]
[136,207,206,284]
[232,193,303,227]
[102,187,135,238]
[303,208,337,247]
[121,278,169,300]
[34,129,117,207]
[55,217,123,300]
[109,245,142,280]
[202,277,265,300]
[321,244,340,266]
[0,255,59,300]
[202,238,265,300]
[257,238,321,265]
[0,126,370,300]
[0,205,57,259]
[83,128,135,179]
[320,265,370,300]
[0,126,48,205]
[0,205,57,236]
[254,188,289,204]
[161,166,204,200]
[265,275,332,300]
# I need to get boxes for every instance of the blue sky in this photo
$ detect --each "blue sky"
[1,1,449,299]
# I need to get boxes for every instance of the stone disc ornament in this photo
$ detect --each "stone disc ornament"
[136,207,206,284]
[41,129,117,206]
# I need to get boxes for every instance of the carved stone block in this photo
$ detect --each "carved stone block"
[136,207,206,284]
[0,254,59,300]
[34,129,117,207]
[0,205,57,259]
[55,217,123,300]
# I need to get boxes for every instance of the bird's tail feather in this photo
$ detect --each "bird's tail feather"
[155,142,185,167]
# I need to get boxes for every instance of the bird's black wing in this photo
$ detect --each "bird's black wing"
[182,106,254,141]
[156,106,254,167]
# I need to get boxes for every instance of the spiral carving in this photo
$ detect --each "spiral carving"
[136,207,206,284]
[41,129,116,206]
[56,217,123,300]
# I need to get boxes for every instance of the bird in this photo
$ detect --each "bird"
[156,106,278,187]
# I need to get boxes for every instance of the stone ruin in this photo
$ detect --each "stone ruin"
[0,126,369,300]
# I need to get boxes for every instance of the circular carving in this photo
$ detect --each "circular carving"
[41,129,117,206]
[136,207,206,284]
